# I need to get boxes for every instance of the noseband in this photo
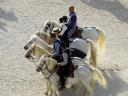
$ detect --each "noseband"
[37,58,56,79]
[25,46,38,62]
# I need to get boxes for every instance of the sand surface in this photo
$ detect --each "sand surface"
[0,0,128,96]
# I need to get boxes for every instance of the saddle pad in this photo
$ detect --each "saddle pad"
[70,48,87,59]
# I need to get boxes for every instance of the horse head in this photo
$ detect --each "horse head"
[36,56,58,73]
[24,35,38,50]
[42,20,60,34]
[25,46,33,59]
[43,20,52,34]
[25,44,48,62]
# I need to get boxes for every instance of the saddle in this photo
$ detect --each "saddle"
[71,26,82,38]
[66,64,77,78]
[70,48,87,59]
[56,62,77,78]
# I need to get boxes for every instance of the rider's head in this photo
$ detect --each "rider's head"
[59,17,63,23]
[69,6,74,13]
[51,27,60,37]
[62,16,67,23]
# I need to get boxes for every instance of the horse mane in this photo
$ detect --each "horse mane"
[44,20,60,27]
[30,34,38,39]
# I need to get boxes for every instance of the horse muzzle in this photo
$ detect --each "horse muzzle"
[25,53,30,59]
[24,46,28,50]
[36,67,41,72]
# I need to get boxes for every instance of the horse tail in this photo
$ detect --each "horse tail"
[86,39,97,67]
[91,67,107,88]
[96,29,106,54]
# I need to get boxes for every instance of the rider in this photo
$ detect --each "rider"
[67,6,77,38]
[59,6,77,46]
[59,17,63,24]
[57,41,72,90]
[59,16,68,36]
[46,27,62,62]
[58,16,69,47]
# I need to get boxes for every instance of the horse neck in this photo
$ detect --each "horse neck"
[35,38,52,54]
[47,58,57,71]
[32,45,47,58]
[38,32,51,44]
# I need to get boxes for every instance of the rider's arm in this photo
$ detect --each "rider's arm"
[68,14,76,28]
[60,25,67,36]
[53,41,60,56]
[58,52,68,66]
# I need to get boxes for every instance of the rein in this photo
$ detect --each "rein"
[28,49,38,62]
[39,59,56,79]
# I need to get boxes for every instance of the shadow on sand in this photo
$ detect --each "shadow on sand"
[0,8,17,32]
[94,70,128,96]
[58,70,128,96]
[59,83,90,96]
[81,0,128,23]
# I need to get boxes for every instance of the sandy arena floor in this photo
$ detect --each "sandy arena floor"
[0,0,128,96]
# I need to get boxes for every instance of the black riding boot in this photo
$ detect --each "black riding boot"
[59,76,66,91]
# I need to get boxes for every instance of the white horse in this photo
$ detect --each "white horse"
[36,56,107,96]
[24,37,99,96]
[24,34,97,67]
[42,20,106,54]
[25,44,50,62]
[42,20,60,34]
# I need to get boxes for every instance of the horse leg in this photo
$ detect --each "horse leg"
[49,85,53,96]
[45,79,49,95]
[45,79,53,96]
[52,87,58,96]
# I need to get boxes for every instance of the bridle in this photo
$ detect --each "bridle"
[25,45,38,62]
[37,58,57,79]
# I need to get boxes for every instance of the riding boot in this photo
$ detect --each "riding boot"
[65,38,69,47]
[59,76,66,91]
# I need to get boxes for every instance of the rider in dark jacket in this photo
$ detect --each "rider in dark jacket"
[47,28,62,62]
[57,42,72,90]
[59,6,77,47]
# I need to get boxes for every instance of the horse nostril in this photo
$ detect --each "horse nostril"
[24,46,28,50]
[36,68,40,72]
[25,54,29,59]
